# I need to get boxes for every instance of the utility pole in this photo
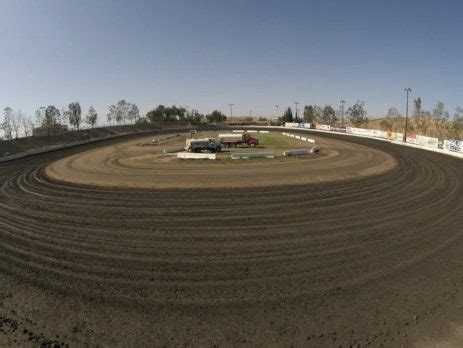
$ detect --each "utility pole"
[340,100,345,127]
[294,102,299,122]
[403,88,412,142]
[228,104,234,122]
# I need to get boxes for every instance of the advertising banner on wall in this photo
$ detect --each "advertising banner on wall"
[332,126,347,132]
[284,122,299,127]
[350,127,374,136]
[406,133,417,144]
[371,129,388,139]
[316,124,331,131]
[416,135,439,149]
[438,139,445,150]
[449,140,462,152]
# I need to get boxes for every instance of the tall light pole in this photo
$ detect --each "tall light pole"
[294,102,299,121]
[228,103,234,122]
[403,88,412,142]
[340,100,345,127]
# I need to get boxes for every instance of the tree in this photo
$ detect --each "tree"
[414,97,422,116]
[43,105,60,126]
[34,107,44,126]
[454,106,463,124]
[280,107,293,122]
[107,105,116,126]
[116,100,129,124]
[321,105,336,125]
[186,109,204,125]
[388,107,399,117]
[1,107,13,140]
[146,105,164,124]
[205,110,226,124]
[347,100,368,127]
[60,107,69,125]
[68,102,82,129]
[127,104,140,123]
[432,101,449,120]
[21,114,34,137]
[11,109,23,138]
[86,106,98,128]
[303,105,316,123]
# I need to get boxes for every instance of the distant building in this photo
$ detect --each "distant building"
[33,124,69,137]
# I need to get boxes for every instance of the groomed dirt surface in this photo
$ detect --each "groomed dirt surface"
[43,132,397,188]
[1,129,463,347]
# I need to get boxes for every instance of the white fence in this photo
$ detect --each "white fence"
[177,152,216,160]
[282,124,463,158]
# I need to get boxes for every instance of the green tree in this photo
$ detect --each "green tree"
[206,110,227,123]
[86,106,98,128]
[146,105,166,123]
[186,109,204,125]
[127,104,140,123]
[414,97,422,116]
[432,101,449,120]
[388,107,399,117]
[68,102,82,129]
[321,105,336,124]
[281,107,293,122]
[347,100,368,127]
[303,105,316,123]
[43,105,60,126]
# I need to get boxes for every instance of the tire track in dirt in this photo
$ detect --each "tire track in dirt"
[0,130,462,308]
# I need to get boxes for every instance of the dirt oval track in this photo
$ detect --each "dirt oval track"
[1,129,463,347]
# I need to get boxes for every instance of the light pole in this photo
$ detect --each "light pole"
[340,100,345,127]
[403,88,412,142]
[294,102,299,122]
[228,103,234,122]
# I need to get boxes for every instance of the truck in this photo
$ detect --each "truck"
[218,133,259,148]
[185,138,222,153]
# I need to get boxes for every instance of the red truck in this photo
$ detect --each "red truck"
[218,133,259,148]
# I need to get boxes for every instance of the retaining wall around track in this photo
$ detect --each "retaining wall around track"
[2,124,462,164]
[231,152,274,159]
[177,152,216,160]
[246,125,463,159]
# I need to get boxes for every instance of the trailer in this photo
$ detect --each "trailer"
[185,138,222,153]
[218,133,259,148]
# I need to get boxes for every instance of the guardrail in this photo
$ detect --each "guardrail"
[164,146,185,153]
[0,128,187,163]
[177,152,216,160]
[237,125,463,159]
[231,152,274,159]
[283,149,308,156]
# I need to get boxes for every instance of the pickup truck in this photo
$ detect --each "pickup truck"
[185,138,222,153]
[218,133,259,148]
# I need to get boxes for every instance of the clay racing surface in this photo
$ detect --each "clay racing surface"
[43,131,397,189]
[1,129,462,347]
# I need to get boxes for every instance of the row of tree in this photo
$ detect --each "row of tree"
[145,105,226,125]
[380,98,463,138]
[1,100,141,140]
[279,100,368,127]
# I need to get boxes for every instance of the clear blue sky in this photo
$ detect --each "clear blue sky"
[1,0,462,121]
